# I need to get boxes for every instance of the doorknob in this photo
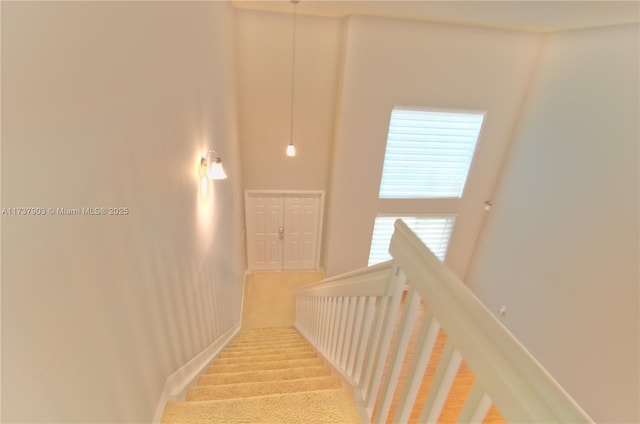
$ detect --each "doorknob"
[278,227,284,240]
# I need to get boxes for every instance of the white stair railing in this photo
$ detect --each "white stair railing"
[295,219,593,423]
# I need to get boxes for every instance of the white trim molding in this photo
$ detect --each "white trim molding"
[152,324,240,423]
[294,219,593,423]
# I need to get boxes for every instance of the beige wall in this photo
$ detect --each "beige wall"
[323,16,542,277]
[466,24,639,423]
[236,9,341,191]
[1,2,245,423]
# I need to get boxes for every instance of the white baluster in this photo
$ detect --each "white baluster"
[392,312,440,424]
[365,266,406,413]
[328,297,338,358]
[347,296,366,378]
[417,340,463,423]
[362,295,388,402]
[456,382,492,424]
[354,296,377,385]
[335,296,349,364]
[374,286,421,424]
[321,297,331,354]
[340,297,358,370]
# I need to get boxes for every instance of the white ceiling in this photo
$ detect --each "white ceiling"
[230,0,640,33]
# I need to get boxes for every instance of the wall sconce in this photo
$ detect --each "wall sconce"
[201,149,227,180]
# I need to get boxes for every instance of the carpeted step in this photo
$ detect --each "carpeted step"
[227,336,306,348]
[232,329,301,336]
[161,326,360,423]
[186,375,342,401]
[231,328,300,339]
[227,332,305,342]
[228,335,306,346]
[162,389,361,424]
[218,344,315,358]
[222,341,310,353]
[226,337,308,346]
[224,340,308,350]
[232,328,301,336]
[207,357,323,374]
[236,326,298,334]
[213,350,318,365]
[198,365,332,386]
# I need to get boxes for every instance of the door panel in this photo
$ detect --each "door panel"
[284,195,320,270]
[245,195,283,270]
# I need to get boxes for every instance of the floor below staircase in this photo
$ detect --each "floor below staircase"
[161,327,361,424]
[241,271,324,329]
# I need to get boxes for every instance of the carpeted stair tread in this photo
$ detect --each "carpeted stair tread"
[232,330,302,338]
[162,326,360,423]
[225,338,308,348]
[233,330,299,338]
[237,326,297,333]
[186,375,342,401]
[213,350,318,365]
[231,329,301,338]
[218,344,315,358]
[231,328,300,338]
[198,365,332,385]
[227,337,306,347]
[222,342,311,353]
[162,389,360,424]
[225,336,307,345]
[207,357,323,373]
[224,341,308,351]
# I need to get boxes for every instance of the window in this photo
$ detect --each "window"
[368,216,456,266]
[379,108,485,199]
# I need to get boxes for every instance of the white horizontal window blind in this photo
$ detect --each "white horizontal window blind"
[379,108,485,198]
[368,216,456,266]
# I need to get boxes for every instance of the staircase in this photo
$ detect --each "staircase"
[161,327,361,424]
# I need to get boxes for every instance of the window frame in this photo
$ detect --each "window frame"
[378,105,487,200]
[367,214,457,266]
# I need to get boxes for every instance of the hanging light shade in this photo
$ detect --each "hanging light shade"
[286,143,296,157]
[208,156,227,180]
[286,0,299,157]
[200,149,228,180]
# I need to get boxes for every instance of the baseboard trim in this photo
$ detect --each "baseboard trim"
[152,323,240,423]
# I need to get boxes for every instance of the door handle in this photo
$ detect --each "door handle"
[278,227,284,240]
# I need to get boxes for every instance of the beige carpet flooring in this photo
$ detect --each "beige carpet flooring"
[241,271,324,329]
[161,327,360,424]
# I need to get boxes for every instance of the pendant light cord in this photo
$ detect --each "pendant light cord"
[289,0,299,146]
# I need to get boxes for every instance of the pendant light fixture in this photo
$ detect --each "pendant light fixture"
[286,0,299,157]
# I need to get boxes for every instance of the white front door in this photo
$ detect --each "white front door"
[245,191,323,271]
[245,194,284,270]
[283,195,321,270]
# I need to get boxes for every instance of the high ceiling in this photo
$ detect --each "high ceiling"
[230,0,640,33]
